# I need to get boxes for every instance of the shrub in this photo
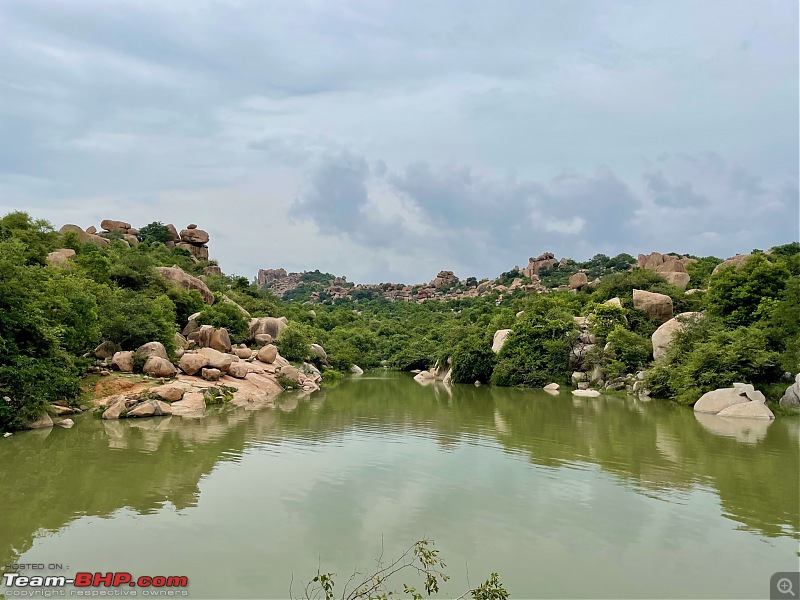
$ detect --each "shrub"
[586,303,628,342]
[277,323,313,362]
[97,288,177,353]
[491,296,577,387]
[196,301,248,343]
[138,222,174,244]
[450,336,496,383]
[606,325,651,373]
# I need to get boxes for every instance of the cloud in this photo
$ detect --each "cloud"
[0,0,795,282]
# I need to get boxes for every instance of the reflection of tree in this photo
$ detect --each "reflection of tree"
[0,372,797,574]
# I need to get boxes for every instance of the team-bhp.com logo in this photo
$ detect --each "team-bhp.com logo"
[3,572,189,597]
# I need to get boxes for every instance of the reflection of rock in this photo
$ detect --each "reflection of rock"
[694,412,772,445]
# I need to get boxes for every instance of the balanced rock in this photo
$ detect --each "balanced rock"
[180,228,209,244]
[101,219,131,233]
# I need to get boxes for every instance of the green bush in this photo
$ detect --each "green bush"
[491,295,577,387]
[606,325,651,373]
[586,303,628,342]
[196,301,248,343]
[277,323,313,362]
[450,336,496,384]
[138,222,174,244]
[97,288,177,353]
[644,319,781,405]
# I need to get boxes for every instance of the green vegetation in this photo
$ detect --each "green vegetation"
[0,209,797,429]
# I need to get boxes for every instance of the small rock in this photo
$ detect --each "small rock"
[56,418,75,428]
[543,383,559,391]
[572,389,601,397]
[3,432,11,438]
[202,368,221,381]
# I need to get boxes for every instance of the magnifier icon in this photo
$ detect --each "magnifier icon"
[778,578,796,597]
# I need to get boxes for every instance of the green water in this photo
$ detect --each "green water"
[1,372,798,599]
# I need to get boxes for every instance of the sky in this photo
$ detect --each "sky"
[0,0,797,284]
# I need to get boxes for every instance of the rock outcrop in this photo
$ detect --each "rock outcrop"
[713,254,752,274]
[521,253,558,278]
[47,248,76,267]
[59,224,110,247]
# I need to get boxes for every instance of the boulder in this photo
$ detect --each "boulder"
[254,333,273,346]
[25,412,54,429]
[492,329,512,353]
[279,365,303,386]
[201,368,221,381]
[175,242,209,261]
[572,389,601,397]
[651,312,700,361]
[543,383,559,391]
[660,271,691,290]
[693,388,749,414]
[179,353,210,376]
[165,224,181,241]
[94,341,121,360]
[123,234,139,246]
[46,248,76,267]
[180,228,209,244]
[197,347,234,372]
[350,365,364,375]
[712,254,751,274]
[100,219,131,233]
[256,344,278,364]
[127,401,156,418]
[102,396,128,420]
[174,332,189,350]
[227,362,251,379]
[234,347,252,359]
[604,297,622,308]
[248,317,288,342]
[153,385,184,402]
[170,392,205,417]
[780,374,800,409]
[155,266,214,304]
[571,371,585,384]
[632,289,673,323]
[112,351,135,373]
[716,402,775,419]
[189,325,215,349]
[309,343,327,361]
[86,226,97,234]
[210,328,232,353]
[569,272,589,290]
[136,342,169,361]
[59,224,110,246]
[205,265,222,276]
[143,356,177,378]
[56,418,75,428]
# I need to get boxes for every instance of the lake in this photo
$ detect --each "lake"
[1,372,797,598]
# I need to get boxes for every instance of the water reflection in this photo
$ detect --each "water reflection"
[1,372,797,577]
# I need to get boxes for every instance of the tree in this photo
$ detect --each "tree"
[450,336,496,383]
[137,222,174,244]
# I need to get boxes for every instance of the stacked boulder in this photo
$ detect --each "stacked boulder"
[176,224,210,261]
[58,224,109,247]
[521,252,559,278]
[637,252,693,289]
[693,384,774,419]
[100,220,139,245]
[431,270,458,287]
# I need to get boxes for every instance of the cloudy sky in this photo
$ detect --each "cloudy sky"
[1,0,797,283]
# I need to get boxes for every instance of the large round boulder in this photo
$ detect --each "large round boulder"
[143,356,177,378]
[197,347,234,372]
[651,312,700,361]
[248,317,288,342]
[112,351,135,373]
[693,388,749,414]
[179,353,211,376]
[716,402,774,419]
[569,272,589,290]
[136,342,169,361]
[180,228,210,244]
[632,289,673,324]
[210,328,232,353]
[257,344,278,364]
